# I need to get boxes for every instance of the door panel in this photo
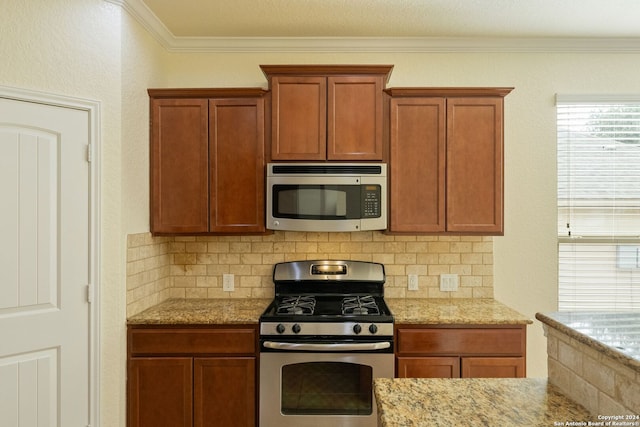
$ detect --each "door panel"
[396,356,461,378]
[0,98,90,427]
[446,97,503,233]
[209,98,265,233]
[270,76,326,160]
[462,357,525,378]
[0,127,57,311]
[151,98,209,233]
[328,75,384,160]
[389,97,446,232]
[0,349,57,427]
[194,357,256,427]
[128,358,193,427]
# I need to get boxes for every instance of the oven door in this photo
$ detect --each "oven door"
[259,343,393,427]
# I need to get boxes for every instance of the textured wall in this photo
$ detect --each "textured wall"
[126,231,494,316]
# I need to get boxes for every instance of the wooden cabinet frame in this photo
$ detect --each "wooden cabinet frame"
[395,324,526,379]
[127,325,258,427]
[149,88,267,235]
[386,87,513,235]
[261,65,393,161]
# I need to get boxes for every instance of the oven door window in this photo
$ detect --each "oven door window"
[281,361,373,416]
[272,185,361,220]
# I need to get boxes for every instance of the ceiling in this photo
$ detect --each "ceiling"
[122,0,640,51]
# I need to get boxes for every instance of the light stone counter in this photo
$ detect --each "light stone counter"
[387,298,532,325]
[126,298,271,325]
[127,298,531,326]
[537,311,640,414]
[374,377,594,427]
[536,311,640,374]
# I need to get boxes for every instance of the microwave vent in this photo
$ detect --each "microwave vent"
[271,165,383,175]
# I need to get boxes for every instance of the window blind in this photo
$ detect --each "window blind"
[556,96,640,311]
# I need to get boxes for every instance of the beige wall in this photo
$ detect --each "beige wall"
[151,51,640,381]
[4,1,640,426]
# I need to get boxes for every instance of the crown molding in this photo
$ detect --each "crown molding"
[108,0,640,53]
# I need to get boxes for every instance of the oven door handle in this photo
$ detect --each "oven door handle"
[263,341,391,352]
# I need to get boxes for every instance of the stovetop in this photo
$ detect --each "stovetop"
[260,260,394,337]
[261,294,392,322]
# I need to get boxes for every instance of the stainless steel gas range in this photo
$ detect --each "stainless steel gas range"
[259,260,394,427]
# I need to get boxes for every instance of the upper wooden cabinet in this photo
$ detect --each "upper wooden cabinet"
[387,88,513,234]
[261,65,393,161]
[149,89,267,235]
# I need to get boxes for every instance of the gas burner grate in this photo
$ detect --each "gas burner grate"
[341,295,380,316]
[276,295,316,315]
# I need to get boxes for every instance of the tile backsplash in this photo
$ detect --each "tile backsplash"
[126,232,494,317]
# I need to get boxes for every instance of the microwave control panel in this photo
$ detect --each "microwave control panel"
[361,185,382,218]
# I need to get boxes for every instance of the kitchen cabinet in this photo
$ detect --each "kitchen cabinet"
[261,65,393,161]
[387,88,513,234]
[149,89,267,234]
[127,325,258,427]
[395,325,526,378]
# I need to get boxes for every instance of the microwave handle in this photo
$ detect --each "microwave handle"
[263,341,391,352]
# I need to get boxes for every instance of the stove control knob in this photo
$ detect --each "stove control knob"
[353,324,362,335]
[292,324,301,334]
[276,324,286,334]
[369,324,378,334]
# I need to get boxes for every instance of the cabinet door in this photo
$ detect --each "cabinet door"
[396,356,460,378]
[128,358,193,427]
[328,75,384,160]
[194,357,256,427]
[462,357,525,378]
[151,99,209,233]
[388,97,446,232]
[270,76,326,160]
[209,98,265,233]
[446,97,504,234]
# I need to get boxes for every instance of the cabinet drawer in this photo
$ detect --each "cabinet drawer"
[396,327,525,356]
[129,327,257,356]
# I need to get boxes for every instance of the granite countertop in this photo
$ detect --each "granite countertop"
[387,298,532,325]
[536,311,640,374]
[127,298,272,325]
[127,297,532,326]
[374,377,593,427]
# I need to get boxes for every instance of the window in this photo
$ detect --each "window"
[557,95,640,311]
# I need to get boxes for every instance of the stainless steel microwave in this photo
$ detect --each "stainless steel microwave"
[266,163,387,232]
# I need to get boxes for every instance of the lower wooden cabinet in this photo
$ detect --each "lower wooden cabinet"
[194,358,255,427]
[127,326,257,427]
[395,325,526,378]
[129,357,193,427]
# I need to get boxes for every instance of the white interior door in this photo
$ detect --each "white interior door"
[0,97,91,427]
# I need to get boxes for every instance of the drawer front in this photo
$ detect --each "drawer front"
[396,327,525,356]
[129,327,257,356]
